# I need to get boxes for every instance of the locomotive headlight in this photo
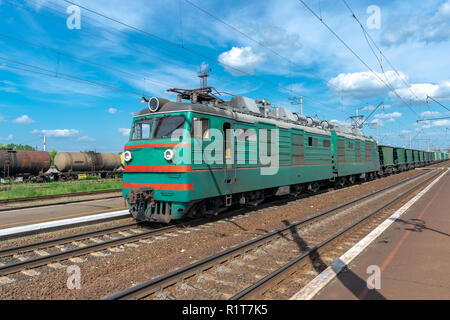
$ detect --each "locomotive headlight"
[164,149,174,161]
[123,151,132,162]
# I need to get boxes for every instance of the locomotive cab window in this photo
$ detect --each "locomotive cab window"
[192,117,210,140]
[153,116,185,139]
[131,118,153,140]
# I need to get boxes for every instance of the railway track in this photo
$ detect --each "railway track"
[0,166,442,289]
[0,202,261,279]
[105,167,444,300]
[0,221,176,277]
[0,189,122,204]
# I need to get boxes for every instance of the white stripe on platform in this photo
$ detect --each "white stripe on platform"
[290,168,449,300]
[0,210,130,238]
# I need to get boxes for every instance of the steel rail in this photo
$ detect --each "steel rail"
[0,189,122,204]
[105,168,438,300]
[0,224,177,277]
[230,169,445,299]
[0,202,263,276]
[0,222,141,258]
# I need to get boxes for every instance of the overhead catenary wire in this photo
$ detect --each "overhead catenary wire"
[3,0,281,102]
[60,0,345,111]
[297,0,420,118]
[0,33,172,89]
[183,0,371,109]
[340,0,423,104]
[0,56,145,97]
[426,95,450,112]
[4,0,232,89]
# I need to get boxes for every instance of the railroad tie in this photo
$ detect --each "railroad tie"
[21,269,40,277]
[0,276,15,285]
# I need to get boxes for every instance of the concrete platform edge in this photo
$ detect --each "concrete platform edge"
[0,209,130,238]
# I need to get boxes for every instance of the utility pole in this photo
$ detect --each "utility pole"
[409,135,412,149]
[289,96,303,115]
[43,136,47,152]
[349,107,364,128]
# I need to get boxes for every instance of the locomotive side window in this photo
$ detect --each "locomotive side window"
[153,116,185,139]
[365,143,372,161]
[131,119,153,140]
[356,141,361,162]
[323,140,330,148]
[308,137,313,147]
[192,117,210,140]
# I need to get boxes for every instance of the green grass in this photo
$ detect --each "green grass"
[0,179,122,200]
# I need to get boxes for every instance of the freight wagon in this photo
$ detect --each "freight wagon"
[0,150,123,182]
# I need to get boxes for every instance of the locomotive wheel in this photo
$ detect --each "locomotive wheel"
[336,177,346,188]
[308,182,320,194]
[348,175,356,185]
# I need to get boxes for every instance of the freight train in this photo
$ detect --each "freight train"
[0,150,123,182]
[121,88,449,223]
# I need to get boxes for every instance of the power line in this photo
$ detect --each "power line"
[0,56,145,96]
[61,0,344,111]
[4,0,205,83]
[0,33,172,89]
[183,0,372,109]
[340,0,422,104]
[416,116,450,123]
[297,0,420,118]
[4,0,275,100]
[426,95,450,112]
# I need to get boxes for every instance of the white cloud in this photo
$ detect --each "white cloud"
[0,80,18,93]
[381,0,450,46]
[374,112,402,119]
[108,107,118,114]
[12,115,34,125]
[420,111,442,117]
[0,134,14,141]
[218,46,264,76]
[328,71,408,99]
[361,105,375,111]
[432,119,450,127]
[118,128,131,136]
[369,119,384,127]
[32,129,79,138]
[77,136,95,142]
[393,82,450,102]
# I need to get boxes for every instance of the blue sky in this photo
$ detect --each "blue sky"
[0,0,449,152]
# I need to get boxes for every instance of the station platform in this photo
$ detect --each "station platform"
[0,197,126,230]
[314,169,450,300]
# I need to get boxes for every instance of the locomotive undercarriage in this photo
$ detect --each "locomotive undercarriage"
[127,157,443,224]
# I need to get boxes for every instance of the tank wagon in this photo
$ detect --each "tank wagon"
[1,150,123,182]
[54,152,122,179]
[0,150,51,182]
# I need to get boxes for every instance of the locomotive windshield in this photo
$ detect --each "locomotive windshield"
[131,116,185,140]
[131,119,153,140]
[153,116,185,139]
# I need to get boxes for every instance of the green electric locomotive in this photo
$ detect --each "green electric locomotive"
[121,87,445,223]
[121,87,382,223]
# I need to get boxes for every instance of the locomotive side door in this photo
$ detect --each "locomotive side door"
[222,122,235,185]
